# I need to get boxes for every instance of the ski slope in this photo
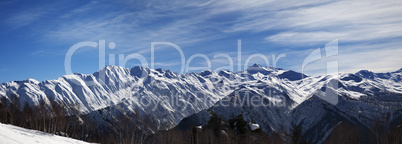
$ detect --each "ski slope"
[0,123,90,144]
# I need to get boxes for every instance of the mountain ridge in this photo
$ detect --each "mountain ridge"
[1,65,402,143]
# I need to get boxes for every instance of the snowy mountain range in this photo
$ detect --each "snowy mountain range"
[177,67,402,143]
[1,64,402,143]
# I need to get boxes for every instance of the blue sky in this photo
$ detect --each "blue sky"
[0,0,402,82]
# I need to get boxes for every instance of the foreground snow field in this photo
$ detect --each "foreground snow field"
[0,123,90,144]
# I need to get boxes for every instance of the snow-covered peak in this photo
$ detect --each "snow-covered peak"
[130,66,151,78]
[218,70,236,80]
[277,70,308,81]
[340,73,363,82]
[251,63,262,67]
[95,65,130,77]
[26,78,40,84]
[155,68,165,73]
[246,64,274,75]
[393,68,402,74]
[199,70,215,77]
[355,70,375,79]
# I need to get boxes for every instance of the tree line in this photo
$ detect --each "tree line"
[0,94,152,143]
[1,93,402,144]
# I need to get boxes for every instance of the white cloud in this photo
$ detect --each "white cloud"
[6,10,44,30]
[265,31,342,45]
[11,0,401,74]
[256,0,402,44]
[287,41,402,76]
[39,0,402,48]
[337,43,402,73]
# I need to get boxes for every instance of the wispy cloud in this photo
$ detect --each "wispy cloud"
[2,0,401,76]
[257,0,402,45]
[39,0,226,53]
[37,0,402,49]
[5,9,45,31]
[287,40,402,76]
[154,62,181,67]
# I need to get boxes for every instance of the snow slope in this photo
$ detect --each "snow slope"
[0,123,89,144]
